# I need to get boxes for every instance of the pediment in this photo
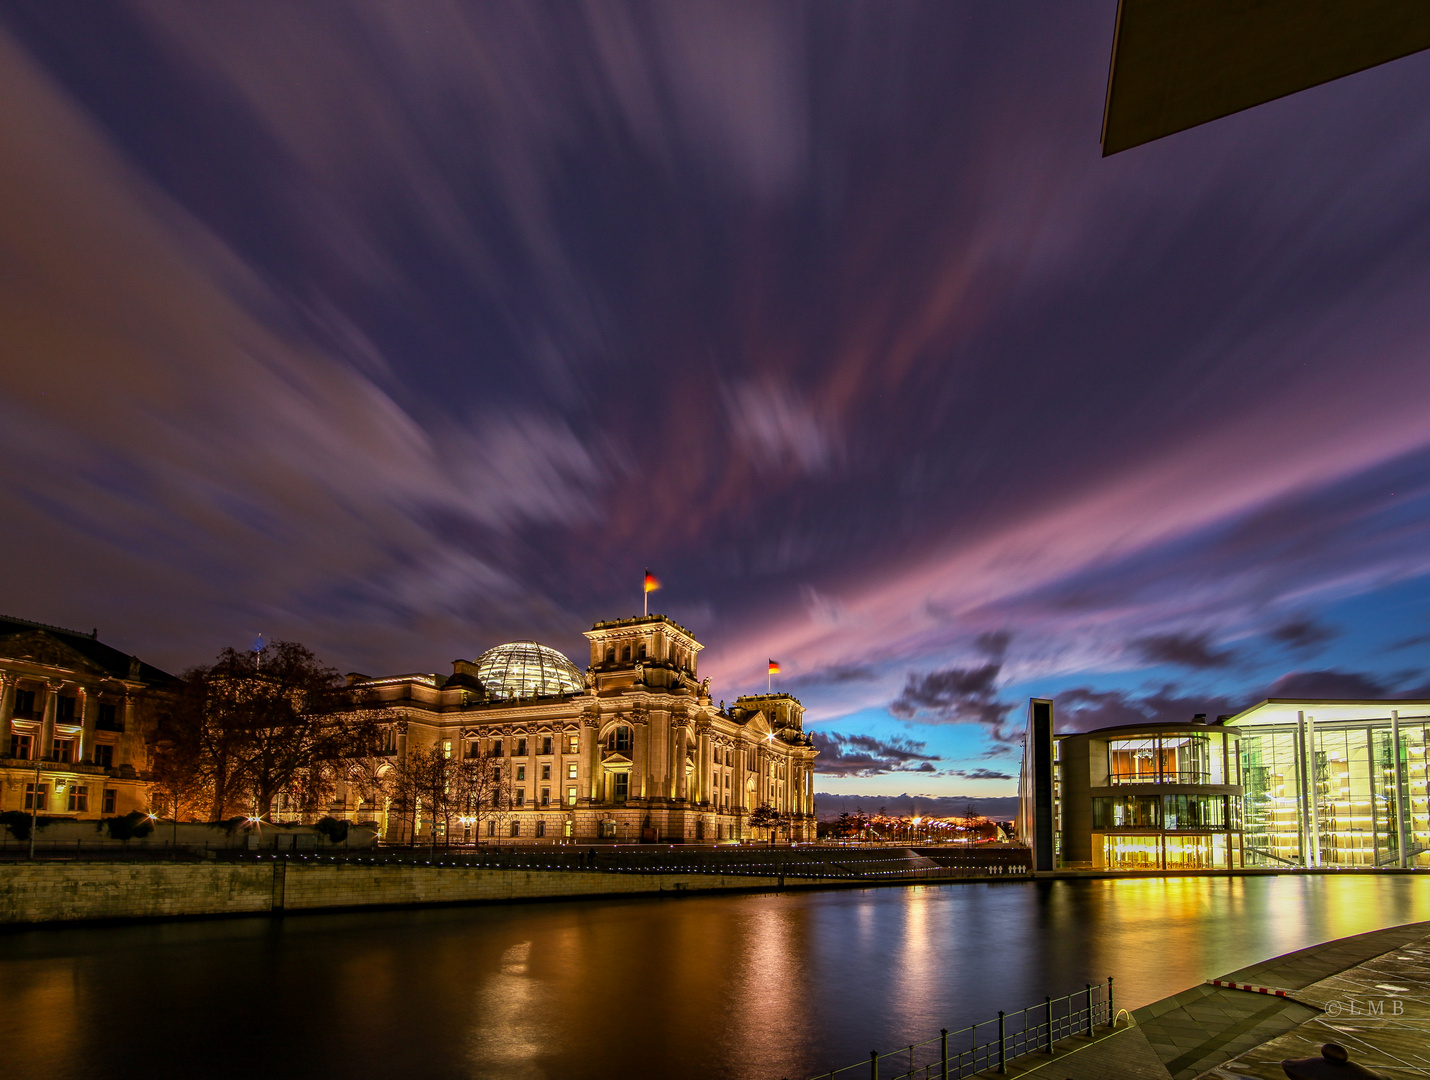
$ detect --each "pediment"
[742,711,772,735]
[0,631,110,677]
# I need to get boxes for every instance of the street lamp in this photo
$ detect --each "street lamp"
[28,753,49,860]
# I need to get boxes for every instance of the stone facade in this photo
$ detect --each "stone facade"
[350,615,818,844]
[0,616,174,822]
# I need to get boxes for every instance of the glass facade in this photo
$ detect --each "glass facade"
[1232,711,1430,869]
[1108,731,1234,784]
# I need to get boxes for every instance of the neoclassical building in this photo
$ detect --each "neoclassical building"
[0,616,174,823]
[353,614,818,844]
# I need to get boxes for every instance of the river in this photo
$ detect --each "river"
[2,875,1428,1079]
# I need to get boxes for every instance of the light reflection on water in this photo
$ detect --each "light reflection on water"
[0,875,1427,1080]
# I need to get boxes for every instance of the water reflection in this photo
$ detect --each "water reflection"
[0,876,1426,1080]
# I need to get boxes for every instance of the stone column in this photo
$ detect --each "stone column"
[41,682,60,761]
[675,726,689,801]
[583,720,601,801]
[697,730,710,804]
[80,688,97,765]
[0,674,13,758]
[631,719,647,800]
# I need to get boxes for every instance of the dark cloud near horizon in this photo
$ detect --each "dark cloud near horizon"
[1268,617,1337,651]
[1130,631,1237,670]
[949,767,1013,781]
[810,731,940,777]
[1054,685,1242,732]
[888,663,1019,742]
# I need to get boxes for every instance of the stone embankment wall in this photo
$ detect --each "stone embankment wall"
[0,861,812,925]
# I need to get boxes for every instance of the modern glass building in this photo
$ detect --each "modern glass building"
[1018,697,1430,872]
[1042,718,1245,871]
[1226,699,1430,869]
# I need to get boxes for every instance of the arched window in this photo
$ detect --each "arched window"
[605,648,615,664]
[621,645,631,662]
[606,724,632,754]
[637,643,647,660]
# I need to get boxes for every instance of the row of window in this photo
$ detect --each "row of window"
[7,733,116,767]
[1092,794,1243,831]
[598,642,693,667]
[23,783,118,814]
[476,735,576,758]
[7,690,121,728]
[1106,732,1242,786]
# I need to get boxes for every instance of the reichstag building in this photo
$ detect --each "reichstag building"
[353,614,818,844]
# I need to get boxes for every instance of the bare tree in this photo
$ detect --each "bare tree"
[152,640,390,821]
[468,751,512,845]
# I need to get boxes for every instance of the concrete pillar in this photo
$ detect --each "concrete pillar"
[0,674,13,757]
[1305,713,1321,867]
[675,726,689,800]
[1391,710,1409,869]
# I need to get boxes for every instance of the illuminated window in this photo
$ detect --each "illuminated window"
[567,786,577,805]
[68,785,88,812]
[442,740,452,758]
[567,762,578,780]
[568,734,579,754]
[1108,738,1160,783]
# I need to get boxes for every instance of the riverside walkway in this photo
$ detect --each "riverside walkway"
[966,920,1430,1080]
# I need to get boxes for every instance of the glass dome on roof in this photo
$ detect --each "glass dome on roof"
[473,640,584,701]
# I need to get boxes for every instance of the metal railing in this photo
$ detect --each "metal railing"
[796,978,1113,1080]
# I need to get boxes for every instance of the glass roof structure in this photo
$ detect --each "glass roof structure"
[473,640,584,701]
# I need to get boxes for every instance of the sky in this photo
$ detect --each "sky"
[3,3,1430,803]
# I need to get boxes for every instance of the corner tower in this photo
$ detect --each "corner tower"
[583,615,703,693]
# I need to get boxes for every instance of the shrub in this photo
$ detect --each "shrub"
[314,817,350,844]
[104,811,155,841]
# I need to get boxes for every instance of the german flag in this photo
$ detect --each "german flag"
[644,569,661,593]
[768,659,780,675]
